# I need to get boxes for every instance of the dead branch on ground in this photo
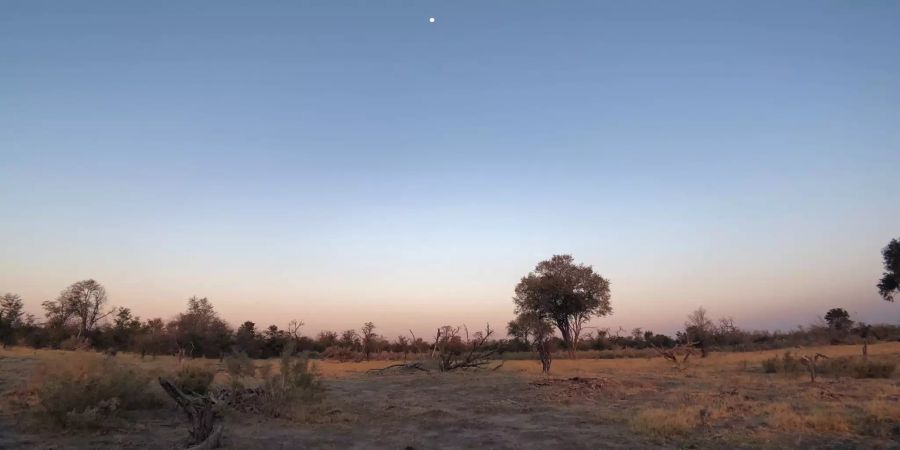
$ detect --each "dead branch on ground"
[433,324,498,371]
[652,342,697,369]
[366,362,430,374]
[159,377,223,449]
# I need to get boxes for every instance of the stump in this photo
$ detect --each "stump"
[158,377,223,449]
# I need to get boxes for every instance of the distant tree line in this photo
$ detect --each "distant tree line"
[2,281,894,364]
[0,238,895,362]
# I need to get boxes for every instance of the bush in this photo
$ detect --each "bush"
[760,352,803,375]
[853,360,896,378]
[223,351,256,388]
[818,357,896,379]
[174,364,215,395]
[37,358,160,427]
[258,343,322,417]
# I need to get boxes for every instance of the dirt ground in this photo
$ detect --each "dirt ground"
[1,343,898,449]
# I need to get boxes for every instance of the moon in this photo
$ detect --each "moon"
[428,17,436,23]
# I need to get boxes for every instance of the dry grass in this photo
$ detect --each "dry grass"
[763,403,851,433]
[0,342,898,448]
[629,406,702,438]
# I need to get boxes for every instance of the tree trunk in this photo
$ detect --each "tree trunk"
[158,378,222,449]
[537,340,552,374]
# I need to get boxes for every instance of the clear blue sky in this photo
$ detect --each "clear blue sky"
[2,1,898,336]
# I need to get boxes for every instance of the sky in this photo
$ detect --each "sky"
[1,1,898,338]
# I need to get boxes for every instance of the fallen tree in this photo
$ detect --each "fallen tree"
[159,377,223,450]
[433,324,499,371]
[652,342,697,369]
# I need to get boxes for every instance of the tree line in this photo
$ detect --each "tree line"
[0,237,896,368]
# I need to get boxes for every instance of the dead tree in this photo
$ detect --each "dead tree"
[159,377,224,449]
[433,324,498,371]
[652,343,696,370]
[800,353,829,383]
[367,362,429,374]
[431,327,442,359]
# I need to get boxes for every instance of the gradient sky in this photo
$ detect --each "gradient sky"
[2,1,898,338]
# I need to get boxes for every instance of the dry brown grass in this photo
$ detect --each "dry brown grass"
[629,406,703,438]
[0,342,898,448]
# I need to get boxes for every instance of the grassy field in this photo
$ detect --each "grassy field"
[1,343,898,449]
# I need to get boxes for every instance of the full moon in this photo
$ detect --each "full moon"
[428,17,436,23]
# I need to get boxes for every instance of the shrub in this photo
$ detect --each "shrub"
[818,357,896,379]
[37,358,160,427]
[223,351,256,388]
[760,352,803,376]
[853,359,896,378]
[174,364,215,395]
[258,342,322,418]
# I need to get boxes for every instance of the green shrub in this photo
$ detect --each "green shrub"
[174,364,215,395]
[37,358,160,427]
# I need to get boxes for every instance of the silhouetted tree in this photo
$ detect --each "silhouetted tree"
[108,307,142,350]
[514,255,612,358]
[339,329,360,350]
[878,238,899,302]
[42,279,112,339]
[168,296,232,358]
[0,293,25,347]
[235,321,261,357]
[824,308,853,331]
[685,306,714,357]
[135,317,168,358]
[316,330,338,349]
[360,322,377,361]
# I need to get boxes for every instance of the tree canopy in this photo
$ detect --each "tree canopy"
[42,279,111,339]
[878,238,899,302]
[824,307,853,330]
[514,254,612,357]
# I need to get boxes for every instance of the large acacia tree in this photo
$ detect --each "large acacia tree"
[514,254,612,358]
[878,238,899,302]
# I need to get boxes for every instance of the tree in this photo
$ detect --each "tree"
[168,296,233,358]
[316,330,338,349]
[339,329,360,350]
[685,306,714,357]
[235,321,260,357]
[109,307,142,350]
[135,317,169,358]
[262,325,288,357]
[0,293,25,347]
[824,308,853,331]
[878,238,899,302]
[42,279,112,339]
[506,311,544,349]
[360,322,377,361]
[513,255,612,358]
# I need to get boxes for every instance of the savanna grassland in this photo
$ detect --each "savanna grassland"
[0,343,898,449]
